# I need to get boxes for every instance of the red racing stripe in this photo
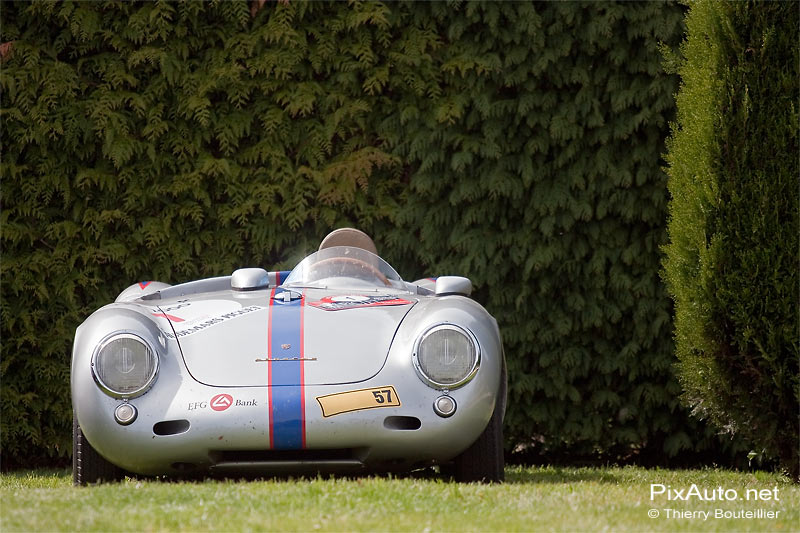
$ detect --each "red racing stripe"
[267,287,275,449]
[300,289,306,448]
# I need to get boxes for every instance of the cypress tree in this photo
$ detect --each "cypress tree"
[663,0,799,478]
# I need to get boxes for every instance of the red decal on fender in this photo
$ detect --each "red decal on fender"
[152,312,185,323]
[210,394,233,411]
[309,295,413,311]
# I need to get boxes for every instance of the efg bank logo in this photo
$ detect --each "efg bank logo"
[188,394,258,412]
[209,394,233,411]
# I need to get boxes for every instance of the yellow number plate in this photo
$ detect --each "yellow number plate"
[316,386,401,418]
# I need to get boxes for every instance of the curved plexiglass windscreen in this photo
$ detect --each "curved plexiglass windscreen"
[283,246,404,289]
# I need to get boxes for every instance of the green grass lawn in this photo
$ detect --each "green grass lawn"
[1,466,796,532]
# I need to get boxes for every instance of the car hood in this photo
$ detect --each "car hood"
[153,288,416,387]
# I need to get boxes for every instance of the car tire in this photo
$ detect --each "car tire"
[452,395,505,483]
[73,414,124,486]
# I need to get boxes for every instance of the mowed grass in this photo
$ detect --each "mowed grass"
[1,466,797,532]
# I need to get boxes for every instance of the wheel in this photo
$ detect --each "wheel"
[451,357,506,483]
[452,395,505,483]
[454,357,508,483]
[73,414,124,486]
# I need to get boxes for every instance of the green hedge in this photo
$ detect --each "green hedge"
[663,0,799,478]
[1,1,738,468]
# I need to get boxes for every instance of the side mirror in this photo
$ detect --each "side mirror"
[231,268,269,291]
[435,276,472,296]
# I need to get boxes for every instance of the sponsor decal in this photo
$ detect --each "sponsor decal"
[188,394,258,412]
[152,312,185,323]
[139,281,152,289]
[152,301,191,322]
[161,302,191,312]
[169,306,262,338]
[152,301,263,338]
[267,287,307,450]
[317,386,401,417]
[235,399,257,407]
[309,295,413,311]
[188,401,207,411]
[210,393,233,411]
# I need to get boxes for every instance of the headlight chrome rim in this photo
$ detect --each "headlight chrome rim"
[412,323,480,390]
[91,331,159,399]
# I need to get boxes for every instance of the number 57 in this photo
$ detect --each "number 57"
[372,389,393,404]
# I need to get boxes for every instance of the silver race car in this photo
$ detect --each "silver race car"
[72,229,506,484]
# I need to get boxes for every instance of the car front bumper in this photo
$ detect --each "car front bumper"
[74,358,499,476]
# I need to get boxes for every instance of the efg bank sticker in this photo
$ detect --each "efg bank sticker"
[316,386,400,417]
[309,295,413,311]
[210,394,233,411]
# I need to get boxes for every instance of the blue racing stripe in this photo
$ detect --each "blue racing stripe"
[268,288,305,449]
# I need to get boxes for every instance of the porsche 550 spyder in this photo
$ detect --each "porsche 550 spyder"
[71,228,506,485]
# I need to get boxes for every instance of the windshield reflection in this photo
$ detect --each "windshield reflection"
[283,246,404,289]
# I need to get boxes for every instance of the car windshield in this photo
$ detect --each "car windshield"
[283,246,404,289]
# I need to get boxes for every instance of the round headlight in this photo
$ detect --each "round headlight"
[92,333,158,398]
[413,324,480,389]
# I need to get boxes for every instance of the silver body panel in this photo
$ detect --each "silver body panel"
[72,261,504,477]
[167,289,413,387]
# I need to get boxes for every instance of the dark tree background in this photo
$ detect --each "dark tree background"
[2,1,745,468]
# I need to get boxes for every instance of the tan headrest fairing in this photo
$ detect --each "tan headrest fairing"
[318,228,378,255]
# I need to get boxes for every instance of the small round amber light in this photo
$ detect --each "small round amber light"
[114,403,137,425]
[433,395,457,418]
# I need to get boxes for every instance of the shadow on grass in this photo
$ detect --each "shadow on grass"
[504,466,622,485]
[5,465,628,487]
[168,467,627,486]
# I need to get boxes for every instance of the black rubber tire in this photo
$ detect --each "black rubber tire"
[73,414,124,486]
[452,395,505,483]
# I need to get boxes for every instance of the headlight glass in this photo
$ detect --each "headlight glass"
[93,333,158,397]
[414,324,479,388]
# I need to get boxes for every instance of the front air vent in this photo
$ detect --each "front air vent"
[153,419,190,436]
[383,416,421,430]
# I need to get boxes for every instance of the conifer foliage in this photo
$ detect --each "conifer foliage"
[663,1,799,478]
[377,2,728,463]
[2,1,725,466]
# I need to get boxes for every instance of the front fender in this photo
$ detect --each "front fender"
[71,303,186,467]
